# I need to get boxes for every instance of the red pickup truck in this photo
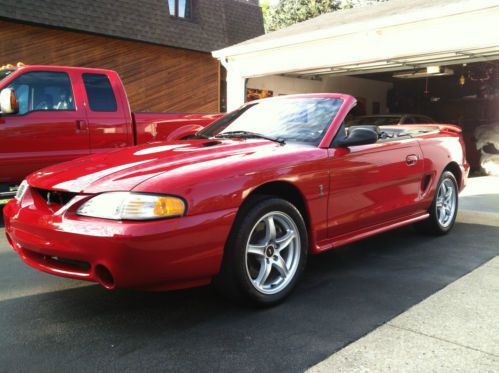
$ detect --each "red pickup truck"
[0,64,220,204]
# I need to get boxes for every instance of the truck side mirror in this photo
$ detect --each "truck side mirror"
[0,88,19,115]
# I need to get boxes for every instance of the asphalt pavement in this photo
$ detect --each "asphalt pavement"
[1,214,498,372]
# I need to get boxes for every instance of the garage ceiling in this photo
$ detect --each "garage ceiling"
[287,46,499,78]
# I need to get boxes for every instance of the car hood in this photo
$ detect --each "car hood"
[27,139,292,193]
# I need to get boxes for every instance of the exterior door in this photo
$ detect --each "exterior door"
[327,138,424,239]
[0,70,89,185]
[80,72,130,153]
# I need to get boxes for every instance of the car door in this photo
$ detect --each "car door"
[80,72,130,153]
[327,135,425,239]
[0,70,89,185]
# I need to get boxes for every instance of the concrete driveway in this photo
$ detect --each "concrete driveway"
[1,177,498,372]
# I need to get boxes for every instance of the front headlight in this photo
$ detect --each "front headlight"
[76,192,186,220]
[15,180,28,200]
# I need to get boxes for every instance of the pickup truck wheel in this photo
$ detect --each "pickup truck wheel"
[215,197,308,306]
[415,171,458,235]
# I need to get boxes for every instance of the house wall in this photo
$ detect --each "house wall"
[0,20,220,113]
[247,74,393,114]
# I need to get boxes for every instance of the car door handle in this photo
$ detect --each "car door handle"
[406,154,419,166]
[75,120,88,133]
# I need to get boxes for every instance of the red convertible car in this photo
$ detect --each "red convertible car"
[3,93,469,305]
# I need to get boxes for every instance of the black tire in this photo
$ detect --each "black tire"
[214,196,308,306]
[414,171,458,235]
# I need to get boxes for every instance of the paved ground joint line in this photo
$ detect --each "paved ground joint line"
[388,317,499,359]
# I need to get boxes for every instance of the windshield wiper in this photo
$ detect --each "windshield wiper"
[215,131,285,144]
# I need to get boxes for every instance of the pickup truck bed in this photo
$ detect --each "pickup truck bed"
[132,112,221,144]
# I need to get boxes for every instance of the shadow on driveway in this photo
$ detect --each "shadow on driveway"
[0,223,498,372]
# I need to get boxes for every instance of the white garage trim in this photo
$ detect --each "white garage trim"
[213,0,499,110]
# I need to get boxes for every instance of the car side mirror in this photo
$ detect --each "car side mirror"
[336,127,378,147]
[0,88,19,115]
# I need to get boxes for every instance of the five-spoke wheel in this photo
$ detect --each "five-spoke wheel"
[435,178,457,228]
[215,197,307,306]
[415,170,458,235]
[245,212,301,295]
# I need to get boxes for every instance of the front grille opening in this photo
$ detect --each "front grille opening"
[34,188,77,206]
[23,249,91,273]
[48,256,91,271]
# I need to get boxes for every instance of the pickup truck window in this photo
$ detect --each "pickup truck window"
[82,73,117,112]
[6,71,75,115]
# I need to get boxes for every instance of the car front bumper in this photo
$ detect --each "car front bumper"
[3,189,236,291]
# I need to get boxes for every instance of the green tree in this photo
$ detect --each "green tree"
[260,0,271,19]
[341,0,388,9]
[264,0,389,32]
[265,0,341,32]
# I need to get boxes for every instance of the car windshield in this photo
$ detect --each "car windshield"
[347,116,401,126]
[0,69,14,83]
[199,97,343,145]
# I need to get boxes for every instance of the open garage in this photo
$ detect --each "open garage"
[213,0,499,174]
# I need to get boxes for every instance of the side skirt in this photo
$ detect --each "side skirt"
[314,212,430,253]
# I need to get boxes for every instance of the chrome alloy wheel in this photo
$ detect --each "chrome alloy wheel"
[436,178,457,228]
[245,211,301,295]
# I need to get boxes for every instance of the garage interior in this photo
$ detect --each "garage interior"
[213,0,499,175]
[246,59,499,174]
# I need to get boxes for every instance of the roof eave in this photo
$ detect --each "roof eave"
[212,0,498,59]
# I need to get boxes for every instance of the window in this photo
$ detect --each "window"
[168,0,191,18]
[5,71,75,115]
[199,97,343,145]
[82,73,117,112]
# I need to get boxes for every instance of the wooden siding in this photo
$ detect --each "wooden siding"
[0,19,220,113]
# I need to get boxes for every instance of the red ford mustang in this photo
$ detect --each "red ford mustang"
[3,94,469,305]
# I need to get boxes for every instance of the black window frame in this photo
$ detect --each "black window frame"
[82,73,118,113]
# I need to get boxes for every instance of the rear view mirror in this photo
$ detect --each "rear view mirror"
[0,88,19,115]
[336,127,378,147]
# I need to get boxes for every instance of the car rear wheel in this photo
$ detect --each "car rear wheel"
[415,171,458,235]
[215,196,308,306]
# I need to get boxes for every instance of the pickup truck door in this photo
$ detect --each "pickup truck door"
[327,137,424,239]
[80,72,130,153]
[0,70,90,185]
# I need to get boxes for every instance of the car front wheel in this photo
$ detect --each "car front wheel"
[215,196,308,306]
